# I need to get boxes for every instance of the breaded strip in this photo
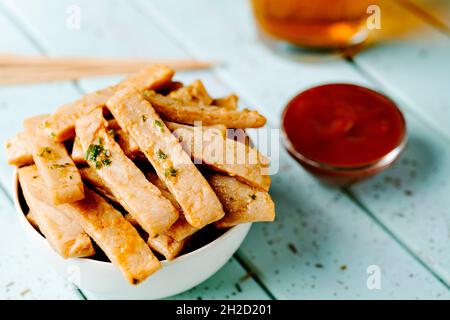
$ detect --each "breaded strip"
[5,132,33,167]
[48,64,174,141]
[213,94,238,110]
[19,166,94,258]
[168,80,213,106]
[75,109,178,237]
[67,188,161,285]
[168,123,271,191]
[147,233,187,260]
[24,115,84,204]
[107,87,225,228]
[208,174,275,228]
[164,216,198,242]
[142,90,266,128]
[166,121,227,138]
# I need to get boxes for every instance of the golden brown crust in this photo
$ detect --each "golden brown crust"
[208,174,275,228]
[24,115,84,205]
[143,91,266,128]
[107,87,225,229]
[19,166,94,258]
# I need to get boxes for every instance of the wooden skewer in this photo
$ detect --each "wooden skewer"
[0,54,217,85]
[0,54,215,70]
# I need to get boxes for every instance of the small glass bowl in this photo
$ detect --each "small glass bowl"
[281,91,408,187]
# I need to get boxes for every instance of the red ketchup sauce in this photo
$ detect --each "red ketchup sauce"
[282,84,407,186]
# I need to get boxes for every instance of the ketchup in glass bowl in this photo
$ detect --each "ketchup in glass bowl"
[282,84,407,186]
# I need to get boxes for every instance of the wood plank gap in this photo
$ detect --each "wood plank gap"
[233,253,276,300]
[343,188,450,290]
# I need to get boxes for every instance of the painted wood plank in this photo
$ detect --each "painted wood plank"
[350,111,450,285]
[0,0,271,300]
[131,0,449,298]
[0,8,84,300]
[5,0,450,299]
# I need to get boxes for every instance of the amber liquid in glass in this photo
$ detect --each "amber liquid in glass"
[251,0,374,49]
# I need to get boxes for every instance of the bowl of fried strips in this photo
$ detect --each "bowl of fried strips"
[6,64,275,299]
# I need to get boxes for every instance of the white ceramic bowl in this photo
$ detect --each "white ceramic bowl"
[13,170,251,299]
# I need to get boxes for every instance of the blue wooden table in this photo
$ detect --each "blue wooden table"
[0,0,449,300]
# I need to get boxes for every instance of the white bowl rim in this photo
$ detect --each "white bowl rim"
[12,168,251,268]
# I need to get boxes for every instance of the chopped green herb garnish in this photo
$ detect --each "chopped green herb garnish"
[154,120,164,132]
[85,144,103,162]
[178,136,183,142]
[49,132,56,138]
[250,194,257,200]
[156,149,168,160]
[69,175,73,180]
[86,143,112,169]
[165,167,178,177]
[6,142,11,149]
[102,158,112,166]
[141,115,147,122]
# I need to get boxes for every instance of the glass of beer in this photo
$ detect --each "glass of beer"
[251,0,375,49]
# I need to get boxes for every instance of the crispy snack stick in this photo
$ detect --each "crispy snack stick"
[67,188,161,285]
[19,166,94,258]
[24,115,84,204]
[107,87,225,228]
[142,90,266,128]
[164,216,198,242]
[47,64,174,141]
[208,174,275,228]
[166,121,227,138]
[167,123,271,191]
[147,233,187,260]
[5,132,33,167]
[168,80,213,106]
[75,109,178,237]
